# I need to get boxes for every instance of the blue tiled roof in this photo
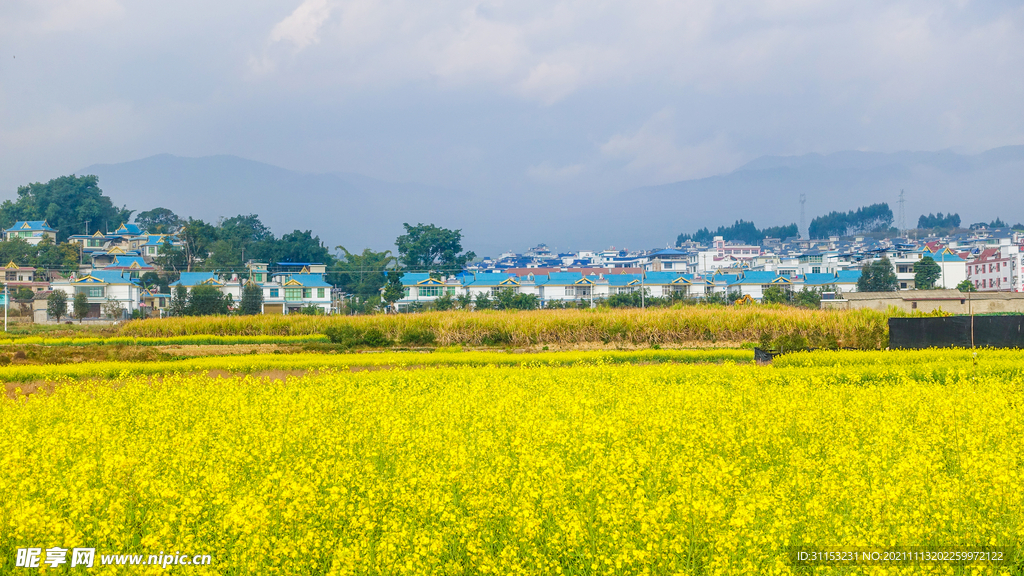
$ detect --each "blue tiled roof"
[463,273,518,287]
[5,221,56,233]
[834,271,861,283]
[282,274,332,288]
[535,272,586,286]
[642,272,687,284]
[802,273,837,286]
[398,273,431,286]
[728,271,785,285]
[105,256,153,269]
[606,274,642,286]
[170,272,222,287]
[648,249,689,257]
[114,223,143,235]
[143,235,176,246]
[76,270,139,284]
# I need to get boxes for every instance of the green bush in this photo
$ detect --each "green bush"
[400,327,436,346]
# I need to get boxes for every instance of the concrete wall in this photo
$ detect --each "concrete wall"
[822,291,1024,314]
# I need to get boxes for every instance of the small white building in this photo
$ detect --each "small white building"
[50,270,142,319]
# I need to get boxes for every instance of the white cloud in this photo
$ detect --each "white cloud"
[601,108,744,181]
[270,0,334,50]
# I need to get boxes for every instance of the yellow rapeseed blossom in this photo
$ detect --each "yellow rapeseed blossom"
[1,351,1021,575]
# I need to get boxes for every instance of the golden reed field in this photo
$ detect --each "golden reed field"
[2,349,1022,575]
[116,307,895,349]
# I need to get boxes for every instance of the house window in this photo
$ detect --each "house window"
[285,288,302,301]
[269,288,279,298]
[403,288,410,297]
[302,288,312,298]
[159,297,166,307]
[664,262,672,269]
[446,287,456,295]
[77,286,105,298]
[317,288,325,298]
[253,273,263,282]
[420,286,441,297]
[811,267,820,274]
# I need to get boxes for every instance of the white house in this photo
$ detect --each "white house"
[50,270,142,319]
[4,221,57,246]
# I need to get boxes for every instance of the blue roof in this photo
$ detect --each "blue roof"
[728,271,786,285]
[398,273,431,286]
[76,270,139,284]
[802,273,837,286]
[143,235,176,246]
[924,252,965,262]
[642,272,688,284]
[114,223,143,235]
[105,256,153,269]
[5,221,55,233]
[649,249,689,257]
[606,274,642,286]
[282,274,331,288]
[834,271,861,283]
[276,262,324,267]
[170,272,222,287]
[535,272,588,286]
[463,273,518,287]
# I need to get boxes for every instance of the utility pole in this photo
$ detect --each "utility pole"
[898,190,906,238]
[799,194,806,239]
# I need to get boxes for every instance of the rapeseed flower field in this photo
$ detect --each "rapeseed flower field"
[2,351,1021,574]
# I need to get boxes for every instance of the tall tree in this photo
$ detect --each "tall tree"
[187,284,229,315]
[381,270,405,312]
[273,230,332,265]
[169,285,189,316]
[179,218,218,272]
[917,213,961,230]
[809,203,893,238]
[72,292,90,323]
[134,208,183,234]
[396,223,476,275]
[332,247,396,299]
[239,282,264,315]
[856,258,898,292]
[677,220,798,246]
[205,214,276,269]
[0,175,133,242]
[155,236,188,272]
[914,256,942,289]
[47,290,68,322]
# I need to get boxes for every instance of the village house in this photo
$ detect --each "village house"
[4,221,57,245]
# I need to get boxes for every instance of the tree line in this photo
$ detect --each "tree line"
[677,220,797,246]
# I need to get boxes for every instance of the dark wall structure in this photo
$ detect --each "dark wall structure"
[889,316,1024,349]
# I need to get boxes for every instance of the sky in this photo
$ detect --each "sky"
[1,0,1023,204]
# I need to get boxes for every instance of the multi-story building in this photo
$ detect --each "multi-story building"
[967,247,1022,292]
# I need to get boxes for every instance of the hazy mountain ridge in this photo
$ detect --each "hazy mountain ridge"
[74,146,1024,257]
[627,145,1024,240]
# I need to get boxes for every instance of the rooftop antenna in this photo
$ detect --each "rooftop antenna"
[898,189,906,238]
[799,194,806,238]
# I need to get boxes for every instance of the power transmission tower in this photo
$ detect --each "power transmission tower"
[898,190,906,238]
[799,194,806,238]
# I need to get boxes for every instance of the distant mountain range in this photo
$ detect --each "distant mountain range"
[626,145,1024,241]
[76,146,1024,256]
